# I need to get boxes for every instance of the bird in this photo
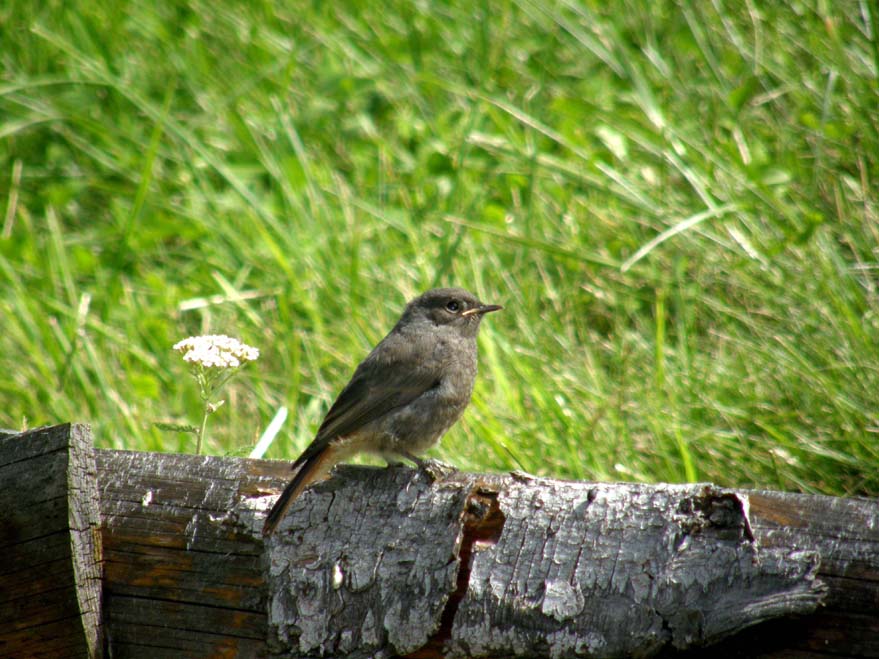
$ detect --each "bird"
[262,287,502,535]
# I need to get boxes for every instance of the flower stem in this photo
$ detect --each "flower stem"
[196,405,210,455]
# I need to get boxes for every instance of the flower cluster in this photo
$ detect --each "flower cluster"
[173,335,259,369]
[165,334,260,454]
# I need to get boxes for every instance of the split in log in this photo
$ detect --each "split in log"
[0,424,877,658]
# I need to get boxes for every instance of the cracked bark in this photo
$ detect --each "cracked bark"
[265,469,826,658]
[2,424,877,658]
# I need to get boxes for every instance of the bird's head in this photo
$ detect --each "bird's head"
[403,287,502,337]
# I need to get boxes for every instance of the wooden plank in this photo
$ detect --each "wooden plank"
[0,424,103,658]
[95,449,285,658]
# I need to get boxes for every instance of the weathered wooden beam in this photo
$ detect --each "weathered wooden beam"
[263,470,828,658]
[2,424,877,658]
[0,424,103,659]
[689,490,879,658]
[96,447,281,659]
[92,441,877,658]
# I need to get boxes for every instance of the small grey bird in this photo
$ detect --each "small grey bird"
[262,287,501,535]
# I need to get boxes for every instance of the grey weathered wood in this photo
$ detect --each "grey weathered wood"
[264,470,827,658]
[264,467,469,657]
[0,424,103,658]
[3,424,878,657]
[61,450,879,658]
[447,479,824,658]
[688,490,879,659]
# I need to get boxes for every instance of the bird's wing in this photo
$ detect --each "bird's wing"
[316,364,436,442]
[291,339,438,467]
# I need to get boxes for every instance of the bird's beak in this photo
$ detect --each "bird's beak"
[462,304,503,317]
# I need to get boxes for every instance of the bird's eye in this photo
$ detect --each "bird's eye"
[445,300,460,312]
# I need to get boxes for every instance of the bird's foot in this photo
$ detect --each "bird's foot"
[393,450,456,481]
[413,456,458,482]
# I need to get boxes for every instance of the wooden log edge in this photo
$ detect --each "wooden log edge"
[0,423,104,658]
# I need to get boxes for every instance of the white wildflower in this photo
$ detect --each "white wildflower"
[166,334,260,455]
[173,335,259,369]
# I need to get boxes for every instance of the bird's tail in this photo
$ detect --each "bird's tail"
[262,445,339,535]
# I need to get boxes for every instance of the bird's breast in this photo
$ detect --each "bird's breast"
[431,339,478,399]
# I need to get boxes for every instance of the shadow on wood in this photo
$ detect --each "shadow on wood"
[0,424,876,658]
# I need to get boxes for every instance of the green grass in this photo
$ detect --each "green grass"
[2,0,877,496]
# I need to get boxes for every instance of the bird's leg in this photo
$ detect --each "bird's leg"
[396,450,457,482]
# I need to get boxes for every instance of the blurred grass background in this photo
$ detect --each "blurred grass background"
[1,0,877,495]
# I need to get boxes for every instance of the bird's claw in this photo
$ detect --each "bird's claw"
[414,457,457,482]
[394,451,457,482]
